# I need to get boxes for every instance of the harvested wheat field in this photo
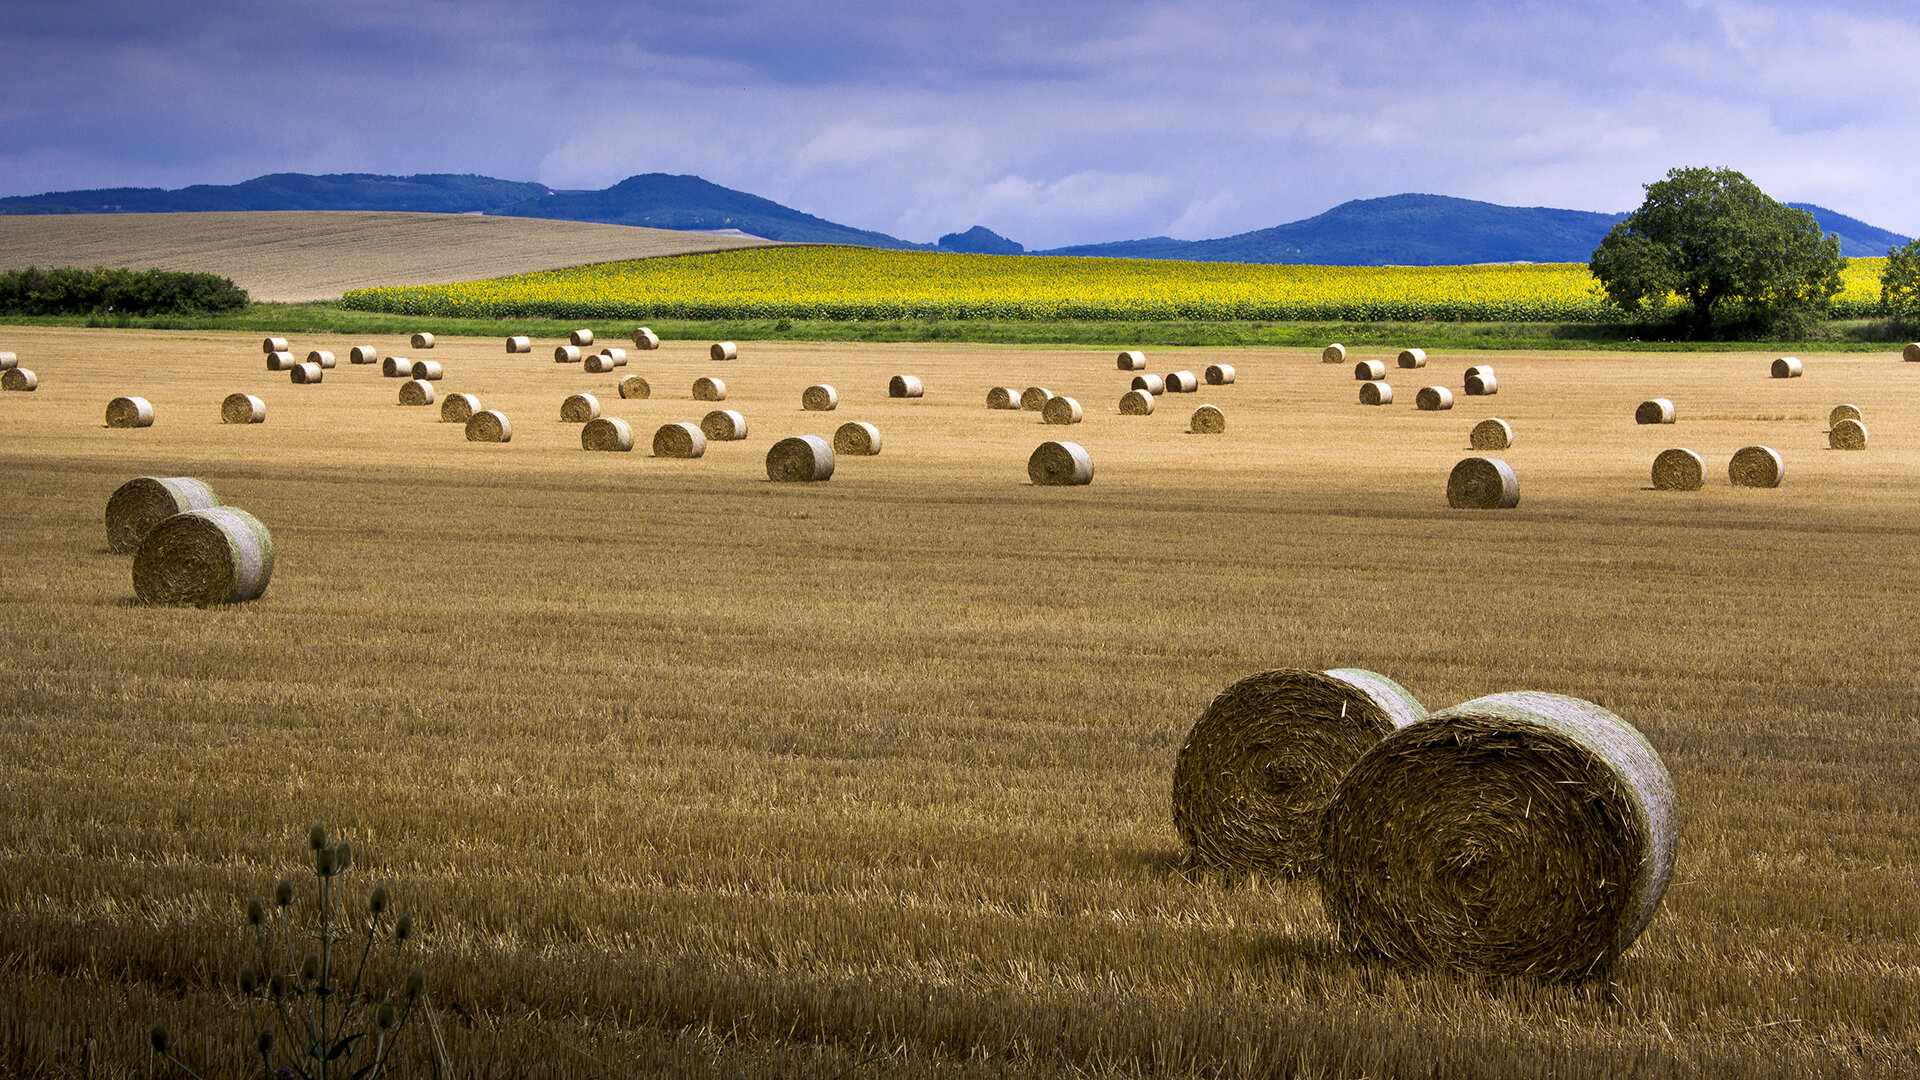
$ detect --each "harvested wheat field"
[1,325,1919,1080]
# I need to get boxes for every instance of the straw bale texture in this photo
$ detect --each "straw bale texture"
[1359,382,1393,406]
[465,409,511,442]
[599,347,627,366]
[1904,343,1920,362]
[0,351,14,370]
[266,351,295,372]
[1042,396,1083,425]
[1130,374,1166,395]
[833,421,881,456]
[619,375,651,400]
[1446,456,1519,508]
[701,409,749,441]
[1416,386,1455,411]
[381,356,410,377]
[560,393,601,422]
[397,379,435,406]
[290,362,323,384]
[1319,691,1676,981]
[766,434,834,481]
[554,345,582,363]
[1651,448,1705,491]
[1205,364,1236,386]
[1021,386,1055,411]
[105,476,219,553]
[440,393,480,424]
[1635,398,1676,425]
[711,341,738,361]
[105,396,153,428]
[348,345,377,364]
[262,337,288,354]
[1117,350,1147,371]
[1322,343,1347,363]
[1165,370,1199,393]
[306,350,335,369]
[569,329,595,346]
[1829,419,1868,451]
[653,421,707,458]
[1470,418,1512,451]
[1464,372,1498,396]
[2,368,37,391]
[1397,348,1428,368]
[693,376,727,402]
[1172,667,1427,874]
[1190,404,1225,434]
[406,360,440,381]
[580,416,634,452]
[1771,357,1803,379]
[987,386,1020,409]
[221,393,265,424]
[803,384,838,411]
[1729,445,1784,488]
[1028,440,1092,486]
[889,374,925,398]
[506,335,532,353]
[1828,404,1862,426]
[632,327,661,349]
[1119,388,1155,415]
[584,353,617,374]
[132,507,274,606]
[1355,360,1386,381]
[1464,365,1494,381]
[410,332,435,349]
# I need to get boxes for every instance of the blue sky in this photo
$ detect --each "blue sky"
[4,0,1916,248]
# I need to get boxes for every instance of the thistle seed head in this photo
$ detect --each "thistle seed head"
[376,999,397,1029]
[269,970,288,999]
[308,823,328,851]
[394,914,413,942]
[238,963,258,995]
[335,838,353,872]
[404,967,425,998]
[246,897,265,925]
[314,846,337,878]
[256,1026,275,1055]
[148,1022,171,1054]
[368,884,390,915]
[300,952,319,982]
[274,877,294,907]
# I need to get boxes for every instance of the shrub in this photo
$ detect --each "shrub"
[0,265,248,315]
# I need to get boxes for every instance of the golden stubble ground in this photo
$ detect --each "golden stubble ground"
[2,325,1918,1078]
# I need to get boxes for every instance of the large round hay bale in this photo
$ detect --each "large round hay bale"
[584,353,617,374]
[262,337,288,354]
[581,416,635,452]
[693,376,727,402]
[1651,448,1705,491]
[266,351,295,372]
[599,347,627,367]
[1165,370,1199,393]
[1729,445,1784,487]
[1415,386,1454,411]
[1204,364,1235,386]
[2,368,37,391]
[701,409,749,441]
[132,507,274,606]
[1397,348,1427,368]
[1119,388,1155,415]
[290,362,323,384]
[1904,343,1920,362]
[349,345,378,364]
[306,350,336,369]
[506,335,532,354]
[1322,343,1347,363]
[554,345,582,363]
[1117,350,1147,371]
[1829,419,1868,450]
[987,386,1020,409]
[803,384,838,411]
[632,327,661,350]
[619,375,651,400]
[381,355,410,377]
[1771,356,1803,379]
[1355,360,1386,381]
[1190,404,1225,434]
[1172,667,1427,874]
[1464,364,1494,382]
[1469,417,1512,450]
[1028,440,1092,486]
[105,476,220,554]
[560,393,601,423]
[1464,372,1498,396]
[409,360,442,381]
[888,374,924,398]
[1021,386,1055,410]
[766,434,833,481]
[221,393,265,425]
[1828,403,1862,426]
[0,351,15,371]
[1446,456,1519,508]
[466,409,511,442]
[397,379,435,406]
[710,341,738,362]
[569,328,594,347]
[653,421,707,458]
[410,332,435,349]
[1357,382,1392,406]
[1635,398,1676,425]
[833,421,881,455]
[105,396,154,428]
[1042,395,1083,425]
[440,393,480,423]
[1130,374,1166,395]
[1319,691,1676,981]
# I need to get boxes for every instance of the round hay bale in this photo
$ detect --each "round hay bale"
[580,416,635,452]
[766,434,833,481]
[1829,419,1868,450]
[1190,404,1225,434]
[1397,348,1428,369]
[569,328,595,347]
[1416,386,1454,411]
[1447,456,1519,508]
[221,393,265,425]
[1322,343,1347,363]
[1771,356,1803,379]
[306,350,336,369]
[266,351,295,372]
[397,379,436,407]
[1165,370,1199,393]
[1117,350,1147,371]
[409,360,442,381]
[506,335,532,354]
[381,356,410,377]
[262,337,288,354]
[888,374,924,398]
[410,332,435,349]
[1172,667,1427,874]
[1021,386,1055,411]
[632,327,661,350]
[105,476,220,554]
[1903,343,1920,362]
[1828,404,1862,426]
[987,386,1021,409]
[440,393,480,424]
[560,393,601,423]
[466,409,511,443]
[1130,374,1166,395]
[693,376,727,402]
[1359,382,1393,406]
[1355,360,1386,381]
[1205,364,1235,385]
[653,421,707,459]
[554,345,582,364]
[349,345,378,364]
[1635,398,1676,425]
[584,353,617,374]
[1651,448,1705,491]
[1042,395,1083,425]
[619,375,652,400]
[803,384,838,411]
[132,507,274,606]
[290,362,323,384]
[1319,691,1676,981]
[1729,445,1784,488]
[1469,417,1512,451]
[1464,372,1498,396]
[2,368,37,392]
[710,341,738,362]
[701,409,749,441]
[599,347,627,366]
[1464,365,1494,381]
[105,396,154,428]
[833,421,881,456]
[1028,440,1092,486]
[1119,388,1155,415]
[0,351,15,371]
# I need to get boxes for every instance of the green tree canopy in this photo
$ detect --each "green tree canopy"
[1881,238,1920,329]
[1589,166,1844,338]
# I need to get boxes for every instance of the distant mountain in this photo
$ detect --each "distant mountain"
[938,226,1024,254]
[486,173,928,249]
[0,173,548,215]
[1789,204,1913,258]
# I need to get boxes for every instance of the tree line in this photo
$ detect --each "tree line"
[0,265,248,316]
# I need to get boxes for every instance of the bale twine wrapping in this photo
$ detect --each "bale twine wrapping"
[348,345,377,364]
[1771,356,1803,379]
[693,377,727,402]
[1191,404,1226,434]
[834,421,881,455]
[1131,374,1166,395]
[1829,419,1868,451]
[105,476,220,554]
[266,351,295,372]
[381,356,410,377]
[1172,667,1427,874]
[580,416,635,452]
[306,350,336,369]
[1729,445,1784,488]
[1651,448,1705,491]
[701,409,748,441]
[466,409,511,442]
[132,507,274,606]
[766,434,833,481]
[221,393,265,424]
[803,384,838,411]
[1319,691,1676,981]
[569,328,594,347]
[440,393,480,423]
[409,360,442,381]
[1355,360,1387,381]
[619,375,652,400]
[1322,343,1347,363]
[1117,350,1147,371]
[1416,386,1455,411]
[1205,364,1236,386]
[1028,441,1092,486]
[1464,372,1498,396]
[1359,382,1393,405]
[889,374,925,398]
[632,327,661,350]
[653,422,707,459]
[561,393,601,422]
[584,353,617,374]
[290,362,323,384]
[1828,404,1862,426]
[410,332,435,349]
[105,396,154,428]
[599,347,627,366]
[1165,370,1199,393]
[506,335,532,354]
[1398,348,1428,368]
[1119,388,1155,415]
[1635,398,1676,425]
[397,379,436,406]
[262,337,288,354]
[987,387,1021,409]
[1021,386,1055,411]
[1042,396,1084,425]
[1470,417,1512,451]
[1446,456,1519,508]
[710,341,738,362]
[0,351,14,371]
[1904,343,1920,362]
[555,345,582,364]
[2,368,37,391]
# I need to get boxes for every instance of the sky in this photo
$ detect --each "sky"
[3,0,1916,250]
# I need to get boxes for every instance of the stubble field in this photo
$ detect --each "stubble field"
[1,324,1917,1078]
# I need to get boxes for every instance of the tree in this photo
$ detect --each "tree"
[1589,166,1844,337]
[1881,238,1920,328]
